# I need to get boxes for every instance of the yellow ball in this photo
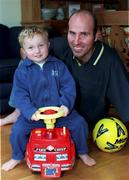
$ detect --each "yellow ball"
[93,117,128,152]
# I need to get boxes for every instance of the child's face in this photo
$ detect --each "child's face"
[22,34,49,63]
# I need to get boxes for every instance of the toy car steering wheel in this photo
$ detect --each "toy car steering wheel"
[36,106,64,129]
[37,106,64,119]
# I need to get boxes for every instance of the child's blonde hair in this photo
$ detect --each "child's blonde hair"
[18,26,49,47]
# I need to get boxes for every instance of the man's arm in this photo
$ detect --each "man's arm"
[49,37,68,59]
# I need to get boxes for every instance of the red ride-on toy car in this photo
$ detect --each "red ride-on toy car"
[26,106,76,178]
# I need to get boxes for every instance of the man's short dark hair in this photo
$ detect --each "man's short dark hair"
[69,10,98,37]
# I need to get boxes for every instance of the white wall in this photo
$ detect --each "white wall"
[0,0,21,27]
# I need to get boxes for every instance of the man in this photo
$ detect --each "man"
[50,10,129,129]
[1,10,129,129]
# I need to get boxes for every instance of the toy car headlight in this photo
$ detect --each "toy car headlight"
[56,154,68,161]
[34,154,46,161]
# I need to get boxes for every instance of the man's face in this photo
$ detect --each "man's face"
[67,13,97,61]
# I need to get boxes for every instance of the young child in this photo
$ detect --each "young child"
[0,26,103,127]
[2,26,96,171]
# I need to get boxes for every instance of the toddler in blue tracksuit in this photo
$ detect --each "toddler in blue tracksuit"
[2,26,95,171]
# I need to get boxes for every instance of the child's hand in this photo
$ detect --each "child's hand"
[31,110,40,121]
[59,105,69,117]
